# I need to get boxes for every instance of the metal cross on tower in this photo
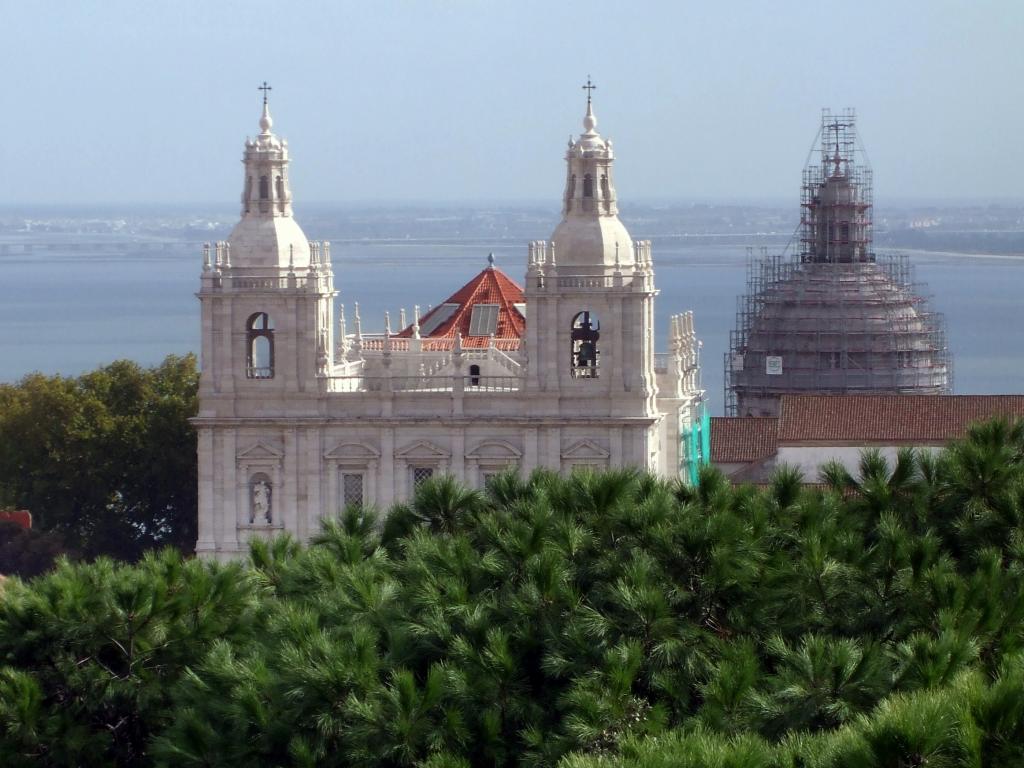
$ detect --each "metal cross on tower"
[258,81,272,104]
[582,76,596,104]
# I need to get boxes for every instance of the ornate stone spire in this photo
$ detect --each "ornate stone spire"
[225,85,311,270]
[240,86,292,219]
[550,79,633,269]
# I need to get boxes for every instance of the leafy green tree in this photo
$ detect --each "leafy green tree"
[0,520,76,578]
[0,355,199,561]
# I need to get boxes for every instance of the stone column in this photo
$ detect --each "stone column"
[380,429,395,508]
[284,428,298,535]
[196,428,216,555]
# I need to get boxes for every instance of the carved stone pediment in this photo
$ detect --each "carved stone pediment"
[324,441,381,461]
[395,440,450,461]
[236,441,284,461]
[561,438,610,460]
[466,439,522,460]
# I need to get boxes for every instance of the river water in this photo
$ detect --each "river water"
[1,230,1021,415]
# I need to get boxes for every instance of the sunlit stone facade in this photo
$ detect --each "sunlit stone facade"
[195,94,704,560]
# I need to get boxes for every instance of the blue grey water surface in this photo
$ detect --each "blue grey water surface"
[0,233,1021,415]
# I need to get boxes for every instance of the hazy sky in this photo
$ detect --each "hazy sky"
[4,0,1022,205]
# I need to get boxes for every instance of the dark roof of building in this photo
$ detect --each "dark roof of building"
[396,265,525,348]
[710,416,779,463]
[777,394,1024,443]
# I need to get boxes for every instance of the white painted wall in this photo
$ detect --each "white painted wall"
[776,444,942,481]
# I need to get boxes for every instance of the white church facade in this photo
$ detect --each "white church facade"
[194,90,705,560]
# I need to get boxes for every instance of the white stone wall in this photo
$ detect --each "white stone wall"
[776,444,942,481]
[196,419,664,561]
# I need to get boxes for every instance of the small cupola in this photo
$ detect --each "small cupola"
[226,83,311,271]
[550,78,634,270]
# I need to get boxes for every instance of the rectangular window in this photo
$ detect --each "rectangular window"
[468,304,499,336]
[412,466,434,489]
[481,472,498,488]
[341,472,364,508]
[419,303,460,336]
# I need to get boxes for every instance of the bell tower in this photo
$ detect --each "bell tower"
[197,85,336,401]
[523,81,658,420]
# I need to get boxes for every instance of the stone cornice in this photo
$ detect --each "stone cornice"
[191,415,660,429]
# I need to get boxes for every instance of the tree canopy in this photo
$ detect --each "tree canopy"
[2,419,1024,766]
[0,354,198,563]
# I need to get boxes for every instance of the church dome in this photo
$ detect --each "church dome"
[727,109,951,417]
[730,259,950,417]
[551,216,633,270]
[226,216,311,271]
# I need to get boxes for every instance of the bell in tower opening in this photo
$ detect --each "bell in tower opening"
[571,310,600,378]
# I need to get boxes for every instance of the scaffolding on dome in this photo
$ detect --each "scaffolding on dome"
[724,109,951,416]
[800,108,873,265]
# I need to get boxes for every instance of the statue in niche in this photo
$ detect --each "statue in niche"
[252,479,272,525]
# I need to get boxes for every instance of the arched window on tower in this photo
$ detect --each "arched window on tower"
[259,176,270,213]
[571,311,600,378]
[469,364,481,386]
[583,174,593,198]
[246,312,275,379]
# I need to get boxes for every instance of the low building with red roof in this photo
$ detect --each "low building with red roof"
[711,394,1024,482]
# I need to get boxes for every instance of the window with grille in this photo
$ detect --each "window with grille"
[341,472,364,508]
[468,304,499,336]
[412,466,434,488]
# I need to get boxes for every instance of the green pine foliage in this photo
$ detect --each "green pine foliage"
[2,418,1024,767]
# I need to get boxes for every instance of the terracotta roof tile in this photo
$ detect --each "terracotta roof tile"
[395,266,525,348]
[710,417,779,463]
[777,394,1024,443]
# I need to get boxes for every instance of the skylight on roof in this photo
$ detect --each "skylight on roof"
[468,304,499,336]
[419,303,459,336]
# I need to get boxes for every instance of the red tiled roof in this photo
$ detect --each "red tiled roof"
[395,265,525,348]
[710,417,779,463]
[777,394,1024,443]
[0,510,31,530]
